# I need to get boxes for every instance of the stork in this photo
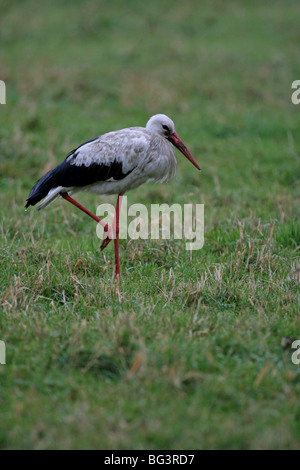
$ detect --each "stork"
[25,114,201,279]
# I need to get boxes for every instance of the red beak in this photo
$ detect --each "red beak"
[168,132,201,171]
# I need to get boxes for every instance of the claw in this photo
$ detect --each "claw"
[100,235,112,251]
[100,224,113,251]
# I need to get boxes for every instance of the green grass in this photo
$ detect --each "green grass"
[0,0,300,449]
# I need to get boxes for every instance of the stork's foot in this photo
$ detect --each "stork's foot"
[100,224,113,251]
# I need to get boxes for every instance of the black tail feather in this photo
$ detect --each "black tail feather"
[25,167,61,208]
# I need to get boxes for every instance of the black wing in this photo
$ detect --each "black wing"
[25,138,135,208]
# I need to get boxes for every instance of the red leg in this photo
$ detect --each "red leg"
[113,194,123,279]
[61,193,112,248]
[61,192,124,279]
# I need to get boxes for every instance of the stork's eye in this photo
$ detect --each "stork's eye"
[162,124,170,133]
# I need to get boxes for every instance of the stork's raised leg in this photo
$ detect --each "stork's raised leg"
[61,193,113,249]
[61,192,123,279]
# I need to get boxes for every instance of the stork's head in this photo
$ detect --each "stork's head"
[146,114,201,171]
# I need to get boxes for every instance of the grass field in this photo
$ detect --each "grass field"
[0,0,299,449]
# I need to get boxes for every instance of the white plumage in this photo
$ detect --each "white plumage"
[27,114,184,210]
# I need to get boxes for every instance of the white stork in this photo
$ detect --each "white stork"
[26,114,201,278]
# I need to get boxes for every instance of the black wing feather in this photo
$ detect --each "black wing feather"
[25,146,135,208]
